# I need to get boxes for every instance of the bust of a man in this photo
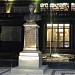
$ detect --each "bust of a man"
[24,3,41,22]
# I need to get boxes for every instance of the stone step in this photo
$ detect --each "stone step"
[4,65,48,75]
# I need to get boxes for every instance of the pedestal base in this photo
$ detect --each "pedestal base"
[9,65,48,74]
[5,50,48,75]
[19,50,42,68]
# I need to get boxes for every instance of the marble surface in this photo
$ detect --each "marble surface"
[19,51,42,68]
[0,67,10,74]
[1,67,75,75]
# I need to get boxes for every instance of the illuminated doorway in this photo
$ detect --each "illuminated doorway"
[47,24,70,49]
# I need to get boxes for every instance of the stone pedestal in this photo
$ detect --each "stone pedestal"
[23,22,39,51]
[19,22,42,68]
[7,22,48,74]
[19,50,42,68]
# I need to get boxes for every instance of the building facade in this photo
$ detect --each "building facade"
[0,0,75,55]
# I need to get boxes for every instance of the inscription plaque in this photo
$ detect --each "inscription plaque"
[25,26,36,48]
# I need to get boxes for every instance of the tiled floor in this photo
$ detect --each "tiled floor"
[0,67,10,75]
[1,67,75,75]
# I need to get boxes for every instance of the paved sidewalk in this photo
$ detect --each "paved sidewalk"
[1,67,75,75]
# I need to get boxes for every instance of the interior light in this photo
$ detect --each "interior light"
[53,24,58,26]
[47,24,52,27]
[47,24,70,27]
[59,24,63,26]
[65,24,70,26]
[60,33,63,36]
[47,24,58,27]
[59,29,63,32]
[6,0,15,13]
[71,3,75,5]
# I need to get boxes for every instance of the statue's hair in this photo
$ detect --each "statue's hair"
[29,3,36,8]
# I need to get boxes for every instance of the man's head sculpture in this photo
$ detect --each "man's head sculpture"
[24,3,41,22]
[29,3,36,13]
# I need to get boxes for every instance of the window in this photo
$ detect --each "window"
[1,26,21,41]
[71,3,75,11]
[47,24,70,48]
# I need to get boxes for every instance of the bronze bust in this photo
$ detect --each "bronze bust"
[24,3,41,22]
